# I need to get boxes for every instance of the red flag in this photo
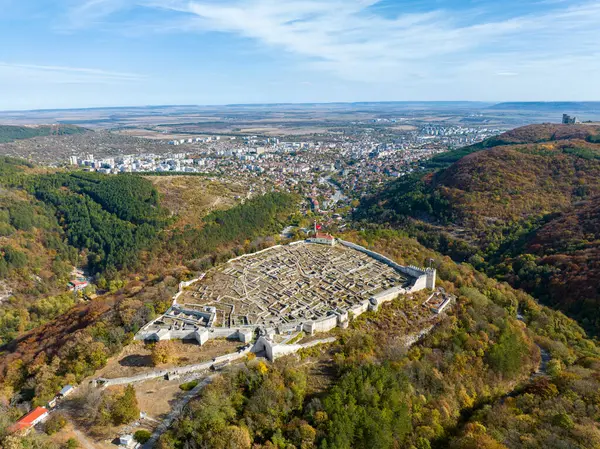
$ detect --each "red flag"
[316,224,322,230]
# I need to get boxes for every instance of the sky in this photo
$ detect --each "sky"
[0,0,599,110]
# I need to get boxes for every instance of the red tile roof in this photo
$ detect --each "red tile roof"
[70,280,88,285]
[315,233,334,240]
[11,407,48,431]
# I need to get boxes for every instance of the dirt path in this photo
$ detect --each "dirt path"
[73,428,97,449]
[142,375,216,449]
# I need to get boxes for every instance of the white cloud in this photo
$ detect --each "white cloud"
[59,0,600,93]
[0,62,145,84]
[140,0,599,85]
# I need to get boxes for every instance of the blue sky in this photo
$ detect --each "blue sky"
[0,0,599,110]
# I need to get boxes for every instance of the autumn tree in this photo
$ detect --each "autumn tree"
[99,385,140,425]
[151,341,174,366]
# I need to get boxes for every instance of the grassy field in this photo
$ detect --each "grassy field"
[146,176,248,227]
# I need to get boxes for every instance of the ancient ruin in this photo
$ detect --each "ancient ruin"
[135,237,436,359]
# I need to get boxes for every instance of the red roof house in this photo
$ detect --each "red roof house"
[68,280,89,291]
[315,232,335,240]
[10,407,49,433]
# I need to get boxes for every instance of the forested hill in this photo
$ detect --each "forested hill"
[0,124,87,143]
[0,162,298,348]
[0,177,297,406]
[499,196,600,332]
[158,230,600,449]
[358,124,600,233]
[0,164,173,346]
[355,124,600,334]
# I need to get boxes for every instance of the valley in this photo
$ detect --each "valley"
[1,113,600,449]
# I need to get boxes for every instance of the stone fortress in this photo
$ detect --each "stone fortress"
[135,235,437,360]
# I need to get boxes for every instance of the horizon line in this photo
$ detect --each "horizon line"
[4,100,600,114]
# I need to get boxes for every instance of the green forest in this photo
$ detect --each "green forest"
[0,125,86,143]
[27,172,169,275]
[157,230,600,449]
[0,159,296,350]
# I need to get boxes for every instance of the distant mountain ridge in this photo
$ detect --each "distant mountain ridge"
[489,101,600,113]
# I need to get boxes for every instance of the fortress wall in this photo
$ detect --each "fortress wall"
[100,370,169,387]
[213,353,233,364]
[254,336,337,361]
[173,274,206,302]
[196,329,210,345]
[279,322,304,333]
[338,240,411,274]
[137,326,252,344]
[227,245,283,264]
[98,347,255,388]
[401,265,427,278]
[303,314,338,335]
[211,346,252,365]
[408,276,428,292]
[371,286,407,306]
[210,327,254,339]
[349,300,370,318]
[134,315,166,340]
[289,240,306,246]
[336,310,349,324]
[337,239,434,292]
[271,343,303,359]
[166,330,198,340]
[170,361,213,376]
[426,269,436,290]
[134,330,159,341]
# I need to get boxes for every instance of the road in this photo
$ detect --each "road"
[319,177,348,209]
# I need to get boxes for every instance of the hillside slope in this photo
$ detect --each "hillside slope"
[500,197,600,331]
[158,231,600,449]
[356,124,600,333]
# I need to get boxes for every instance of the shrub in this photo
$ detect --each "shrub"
[179,380,199,391]
[45,413,68,435]
[99,384,140,425]
[65,438,79,449]
[134,430,152,444]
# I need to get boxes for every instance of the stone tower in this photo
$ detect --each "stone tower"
[426,268,436,290]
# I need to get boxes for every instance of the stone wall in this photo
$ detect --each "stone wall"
[369,285,408,311]
[96,346,253,387]
[173,274,205,303]
[349,300,370,318]
[227,245,282,264]
[302,314,338,335]
[337,239,435,292]
[253,336,337,361]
